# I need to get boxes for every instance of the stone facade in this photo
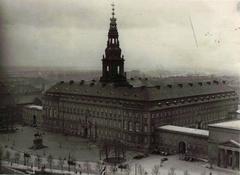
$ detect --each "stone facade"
[156,125,208,160]
[22,105,43,127]
[208,120,240,170]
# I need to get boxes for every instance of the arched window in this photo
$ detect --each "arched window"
[107,66,109,72]
[117,66,120,74]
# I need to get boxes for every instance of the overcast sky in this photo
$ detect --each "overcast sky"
[0,0,240,75]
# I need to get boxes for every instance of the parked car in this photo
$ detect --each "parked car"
[133,153,148,159]
[118,164,129,169]
[161,157,168,162]
[160,151,169,156]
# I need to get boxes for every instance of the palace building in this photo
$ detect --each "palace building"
[42,5,239,151]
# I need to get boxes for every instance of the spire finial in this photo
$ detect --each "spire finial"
[111,1,115,18]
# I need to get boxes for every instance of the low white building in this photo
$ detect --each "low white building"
[208,120,240,170]
[22,104,43,127]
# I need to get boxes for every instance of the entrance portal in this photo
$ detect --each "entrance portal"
[32,115,37,127]
[179,141,186,154]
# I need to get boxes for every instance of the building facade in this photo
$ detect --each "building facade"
[0,82,16,132]
[156,125,209,160]
[208,120,240,170]
[22,104,43,127]
[42,7,239,151]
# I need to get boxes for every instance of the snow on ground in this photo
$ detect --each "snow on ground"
[0,126,239,175]
[128,155,238,175]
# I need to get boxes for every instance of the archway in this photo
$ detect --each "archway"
[32,115,37,127]
[179,141,186,154]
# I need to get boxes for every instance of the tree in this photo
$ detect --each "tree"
[95,161,103,174]
[47,154,53,170]
[126,165,131,175]
[36,154,42,169]
[0,146,3,172]
[58,156,64,171]
[31,155,36,168]
[5,150,11,164]
[109,165,117,175]
[168,168,176,175]
[14,152,20,164]
[84,161,91,175]
[23,152,30,166]
[184,170,190,175]
[138,164,145,175]
[152,165,160,175]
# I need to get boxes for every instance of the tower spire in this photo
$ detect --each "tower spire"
[100,1,128,85]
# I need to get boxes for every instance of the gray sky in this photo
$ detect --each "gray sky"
[1,0,240,75]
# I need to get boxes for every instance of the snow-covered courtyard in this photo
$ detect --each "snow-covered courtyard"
[0,126,238,175]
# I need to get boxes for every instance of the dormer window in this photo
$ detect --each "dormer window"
[178,84,183,88]
[80,80,85,85]
[69,80,74,85]
[166,101,170,105]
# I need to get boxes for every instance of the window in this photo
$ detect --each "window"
[117,66,120,74]
[136,122,140,132]
[144,137,148,144]
[124,121,127,130]
[129,122,133,131]
[144,125,148,132]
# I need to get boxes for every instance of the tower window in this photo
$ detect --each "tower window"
[117,66,120,74]
[107,66,109,72]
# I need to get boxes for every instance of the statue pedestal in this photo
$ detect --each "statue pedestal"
[30,132,47,150]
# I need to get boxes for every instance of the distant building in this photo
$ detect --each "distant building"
[22,104,43,127]
[208,120,240,170]
[43,5,239,152]
[0,82,16,132]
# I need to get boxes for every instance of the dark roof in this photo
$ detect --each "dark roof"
[45,78,235,101]
[220,140,240,148]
